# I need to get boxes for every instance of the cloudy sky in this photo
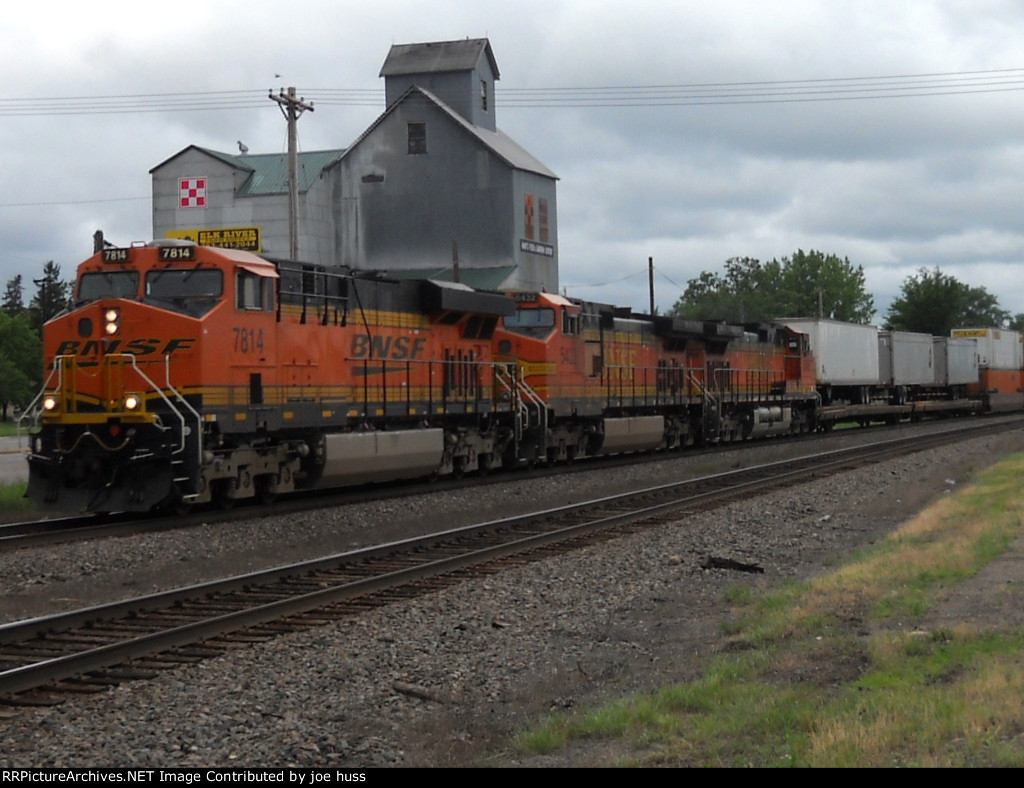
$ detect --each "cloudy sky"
[3,0,1024,319]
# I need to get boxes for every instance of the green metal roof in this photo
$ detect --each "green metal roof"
[194,147,346,196]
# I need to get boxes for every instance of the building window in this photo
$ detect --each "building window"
[408,122,427,155]
[480,80,488,112]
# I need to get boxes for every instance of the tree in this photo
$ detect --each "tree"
[670,257,779,323]
[0,312,42,420]
[774,249,875,324]
[3,274,24,315]
[670,250,874,324]
[884,267,1009,335]
[28,260,71,334]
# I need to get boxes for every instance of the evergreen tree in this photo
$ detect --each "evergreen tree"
[29,260,71,334]
[3,274,24,315]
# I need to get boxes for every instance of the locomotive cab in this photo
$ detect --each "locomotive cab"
[493,294,709,461]
[25,241,289,512]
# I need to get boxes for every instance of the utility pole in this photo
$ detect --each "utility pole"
[269,87,314,260]
[648,256,655,315]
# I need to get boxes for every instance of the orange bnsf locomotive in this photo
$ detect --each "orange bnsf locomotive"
[25,242,824,514]
[26,241,517,512]
[491,292,819,463]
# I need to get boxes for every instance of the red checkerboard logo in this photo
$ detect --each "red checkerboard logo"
[179,177,207,208]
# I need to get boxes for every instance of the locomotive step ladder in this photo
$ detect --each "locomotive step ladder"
[495,365,548,454]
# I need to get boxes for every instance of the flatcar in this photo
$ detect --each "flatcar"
[781,318,988,426]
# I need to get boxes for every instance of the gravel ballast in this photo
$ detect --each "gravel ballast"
[3,422,1024,767]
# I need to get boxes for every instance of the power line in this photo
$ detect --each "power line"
[0,195,149,208]
[562,267,650,289]
[2,67,1023,115]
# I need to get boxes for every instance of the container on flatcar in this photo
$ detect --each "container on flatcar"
[932,336,979,388]
[951,328,1022,370]
[951,327,1024,411]
[779,319,879,386]
[878,330,934,387]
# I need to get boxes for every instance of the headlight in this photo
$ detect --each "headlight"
[43,396,58,412]
[104,308,120,336]
[124,394,141,411]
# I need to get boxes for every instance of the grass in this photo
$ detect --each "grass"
[511,451,1024,767]
[0,420,32,516]
[0,420,28,438]
[0,480,31,516]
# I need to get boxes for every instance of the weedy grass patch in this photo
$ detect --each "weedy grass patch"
[0,480,30,514]
[511,452,1024,767]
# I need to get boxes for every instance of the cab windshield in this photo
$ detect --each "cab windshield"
[144,268,223,317]
[502,307,556,338]
[77,271,140,303]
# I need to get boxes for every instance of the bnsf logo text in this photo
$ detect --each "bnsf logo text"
[54,338,197,356]
[350,335,427,360]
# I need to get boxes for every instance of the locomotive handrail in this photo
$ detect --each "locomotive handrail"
[162,354,204,498]
[688,369,718,417]
[105,354,191,458]
[602,362,705,407]
[515,367,548,442]
[493,365,525,439]
[709,365,786,400]
[17,361,63,431]
[344,355,508,419]
[494,364,547,451]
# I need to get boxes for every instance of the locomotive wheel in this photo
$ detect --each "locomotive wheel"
[157,485,193,515]
[255,476,278,505]
[157,496,192,516]
[214,480,237,509]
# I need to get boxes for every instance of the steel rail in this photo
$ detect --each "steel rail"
[5,413,1022,554]
[1,415,1020,701]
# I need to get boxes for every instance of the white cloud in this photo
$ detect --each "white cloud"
[3,0,1024,321]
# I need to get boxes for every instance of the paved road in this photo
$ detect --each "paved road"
[0,436,29,484]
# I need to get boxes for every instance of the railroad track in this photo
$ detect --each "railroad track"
[3,416,1019,707]
[3,413,1019,553]
[0,422,824,553]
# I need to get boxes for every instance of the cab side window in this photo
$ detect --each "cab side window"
[237,271,272,311]
[562,309,580,336]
